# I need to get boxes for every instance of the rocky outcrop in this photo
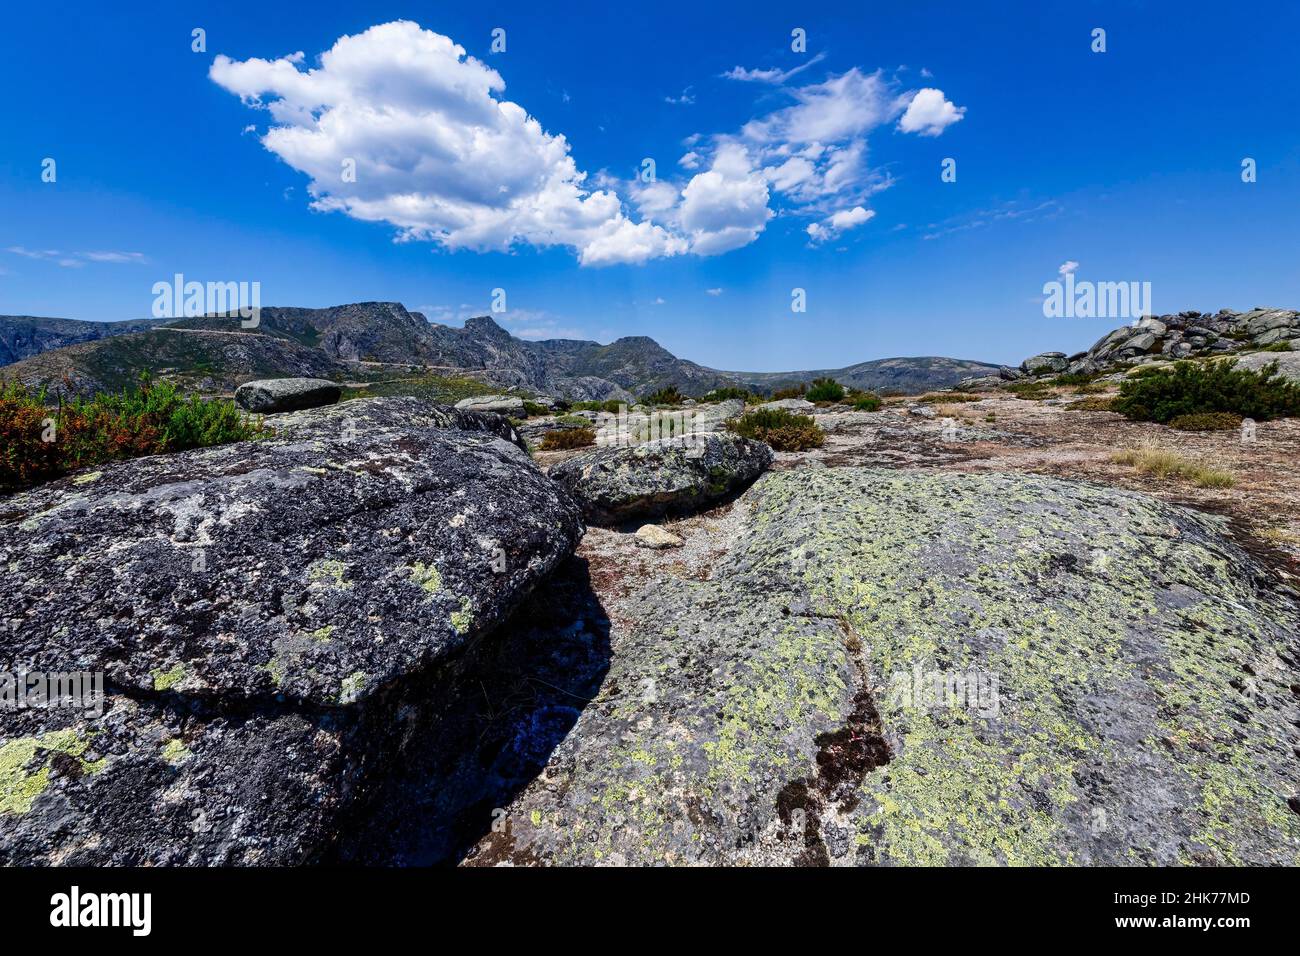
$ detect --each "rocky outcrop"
[235,377,341,413]
[1018,308,1300,381]
[549,433,773,525]
[1021,352,1068,375]
[1235,350,1300,384]
[687,399,745,432]
[467,469,1300,866]
[754,398,816,412]
[453,394,525,415]
[0,397,583,864]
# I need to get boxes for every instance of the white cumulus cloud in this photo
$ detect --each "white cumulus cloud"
[806,205,875,243]
[1058,260,1080,276]
[897,87,966,136]
[210,21,681,266]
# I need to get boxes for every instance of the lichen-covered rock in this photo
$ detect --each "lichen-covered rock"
[0,397,584,864]
[234,377,341,413]
[468,470,1300,866]
[548,433,772,525]
[454,394,525,415]
[1234,350,1300,383]
[687,399,745,432]
[1020,352,1068,375]
[754,398,815,412]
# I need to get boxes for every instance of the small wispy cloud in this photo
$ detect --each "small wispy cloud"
[722,51,827,85]
[83,251,148,263]
[5,246,147,266]
[922,199,1062,241]
[1058,260,1080,276]
[664,86,695,105]
[706,287,723,296]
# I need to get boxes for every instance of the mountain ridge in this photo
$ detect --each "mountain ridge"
[0,303,1002,399]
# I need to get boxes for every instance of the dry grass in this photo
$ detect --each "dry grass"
[1111,444,1236,488]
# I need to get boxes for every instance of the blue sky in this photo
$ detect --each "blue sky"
[3,1,1300,369]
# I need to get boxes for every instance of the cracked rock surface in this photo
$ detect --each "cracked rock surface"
[0,397,583,864]
[466,469,1300,865]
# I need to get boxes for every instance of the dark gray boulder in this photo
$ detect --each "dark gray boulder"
[234,377,342,413]
[467,470,1300,866]
[1020,352,1068,375]
[0,397,583,864]
[549,432,772,525]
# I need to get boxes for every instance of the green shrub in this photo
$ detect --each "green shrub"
[571,399,626,414]
[1008,381,1053,400]
[521,401,551,417]
[1168,411,1242,431]
[729,408,825,451]
[1065,397,1117,412]
[916,392,980,404]
[771,383,808,400]
[849,393,882,411]
[1112,359,1300,423]
[554,414,594,427]
[2,375,264,493]
[539,427,596,450]
[700,386,754,403]
[1049,371,1098,387]
[804,377,845,402]
[641,386,686,406]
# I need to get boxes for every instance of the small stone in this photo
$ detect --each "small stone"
[635,525,683,549]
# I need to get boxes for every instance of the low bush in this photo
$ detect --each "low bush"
[1168,411,1242,431]
[1,375,264,493]
[521,401,552,417]
[1007,381,1053,400]
[771,383,808,400]
[729,408,825,451]
[553,414,594,427]
[848,393,882,412]
[1112,358,1300,423]
[700,386,754,403]
[570,399,626,414]
[539,427,596,450]
[1064,397,1118,412]
[804,377,845,403]
[641,386,686,406]
[916,392,981,404]
[1048,371,1098,387]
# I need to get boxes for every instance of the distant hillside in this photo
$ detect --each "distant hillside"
[0,303,998,399]
[731,356,1005,396]
[0,314,167,366]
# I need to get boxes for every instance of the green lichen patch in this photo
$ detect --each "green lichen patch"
[160,738,192,765]
[450,598,473,635]
[307,559,350,589]
[150,662,186,692]
[0,729,95,816]
[409,561,442,595]
[340,671,367,704]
